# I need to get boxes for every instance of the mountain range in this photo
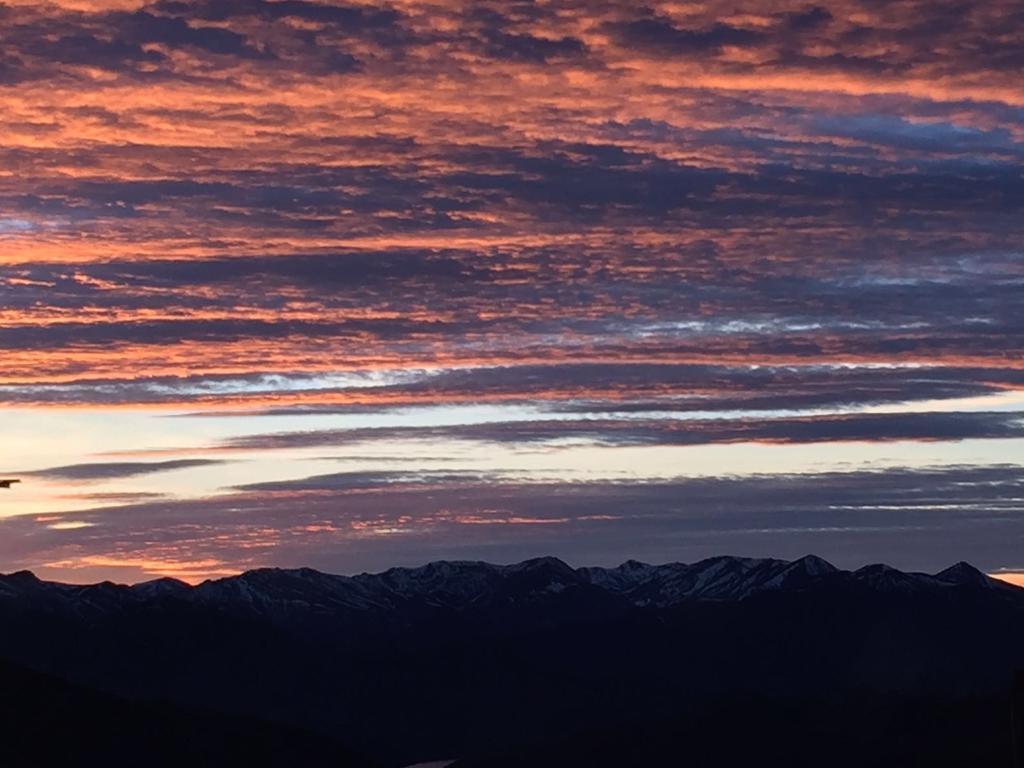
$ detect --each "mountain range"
[1,553,1013,618]
[2,555,1023,766]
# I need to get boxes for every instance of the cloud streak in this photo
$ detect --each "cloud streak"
[7,464,1024,583]
[25,459,226,481]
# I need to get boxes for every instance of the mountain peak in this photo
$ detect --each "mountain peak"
[934,561,993,587]
[511,556,574,573]
[130,576,191,597]
[790,554,838,575]
[620,559,653,570]
[852,563,944,594]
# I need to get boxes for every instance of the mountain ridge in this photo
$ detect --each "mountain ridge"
[2,553,1024,766]
[0,554,1018,621]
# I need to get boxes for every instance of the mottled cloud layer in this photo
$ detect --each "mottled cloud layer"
[2,0,1022,399]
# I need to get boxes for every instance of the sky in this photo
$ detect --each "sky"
[1,0,1023,584]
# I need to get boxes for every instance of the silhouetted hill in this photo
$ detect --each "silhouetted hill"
[1,555,1023,766]
[450,694,1015,768]
[0,656,375,768]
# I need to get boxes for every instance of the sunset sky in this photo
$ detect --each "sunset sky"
[1,0,1023,584]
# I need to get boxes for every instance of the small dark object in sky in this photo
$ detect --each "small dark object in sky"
[0,479,20,489]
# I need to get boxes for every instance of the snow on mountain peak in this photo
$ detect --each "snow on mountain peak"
[0,556,1019,622]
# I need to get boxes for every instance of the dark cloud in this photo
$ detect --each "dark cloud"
[218,411,1024,452]
[2,130,1021,249]
[23,33,165,70]
[810,114,1021,156]
[27,460,227,481]
[607,16,765,55]
[105,251,482,286]
[112,10,273,59]
[393,364,1024,412]
[156,0,403,30]
[236,469,490,492]
[5,358,1024,410]
[477,30,586,62]
[782,6,833,32]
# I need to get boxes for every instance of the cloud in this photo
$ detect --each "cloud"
[607,15,766,55]
[7,465,1024,581]
[157,0,403,30]
[235,469,490,493]
[215,411,1024,453]
[27,459,227,481]
[4,359,1024,411]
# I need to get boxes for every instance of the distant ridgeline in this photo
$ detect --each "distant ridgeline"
[1,555,1024,767]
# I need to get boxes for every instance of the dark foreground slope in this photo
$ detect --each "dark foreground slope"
[0,657,376,768]
[1,555,1024,766]
[451,694,1016,767]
